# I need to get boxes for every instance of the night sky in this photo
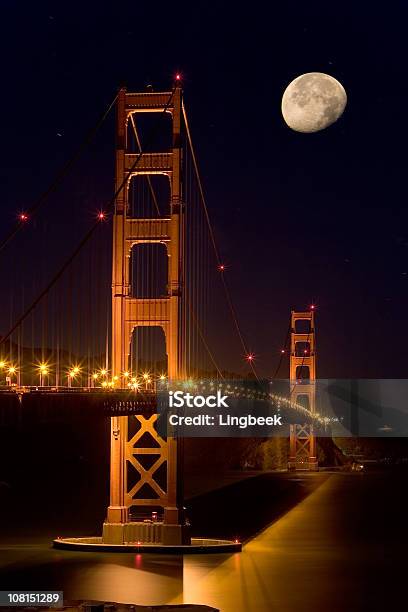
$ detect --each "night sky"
[1,1,408,379]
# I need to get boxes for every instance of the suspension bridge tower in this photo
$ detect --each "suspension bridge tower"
[103,85,188,545]
[288,310,318,471]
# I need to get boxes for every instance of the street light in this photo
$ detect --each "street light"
[142,372,151,390]
[91,372,98,387]
[38,363,49,387]
[7,366,16,386]
[0,360,6,384]
[68,366,80,388]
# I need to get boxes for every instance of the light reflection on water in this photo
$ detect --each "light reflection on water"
[0,546,186,606]
[1,473,404,611]
[68,557,184,606]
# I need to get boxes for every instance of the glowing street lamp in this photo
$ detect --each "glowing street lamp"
[142,372,151,390]
[68,371,75,387]
[68,366,80,388]
[91,372,98,388]
[7,365,16,386]
[38,363,49,387]
[0,360,6,383]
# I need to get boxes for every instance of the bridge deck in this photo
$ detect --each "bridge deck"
[0,388,157,424]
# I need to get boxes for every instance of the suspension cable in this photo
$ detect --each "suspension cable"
[186,296,224,379]
[0,87,177,346]
[272,315,292,379]
[0,92,119,255]
[130,112,224,379]
[182,101,261,383]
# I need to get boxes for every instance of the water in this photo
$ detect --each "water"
[1,470,407,611]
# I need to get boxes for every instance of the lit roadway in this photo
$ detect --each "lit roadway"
[0,471,404,611]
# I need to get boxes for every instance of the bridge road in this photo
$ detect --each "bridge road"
[180,472,405,611]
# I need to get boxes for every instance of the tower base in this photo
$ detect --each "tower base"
[102,521,191,546]
[288,459,319,472]
[53,536,241,554]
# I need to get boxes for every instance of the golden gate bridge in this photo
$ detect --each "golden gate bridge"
[0,80,322,550]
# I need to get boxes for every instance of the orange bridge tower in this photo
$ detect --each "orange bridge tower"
[103,85,187,545]
[288,310,318,471]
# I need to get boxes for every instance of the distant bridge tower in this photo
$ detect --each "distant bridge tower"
[103,85,187,545]
[288,310,318,471]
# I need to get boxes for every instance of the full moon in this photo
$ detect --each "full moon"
[281,72,347,133]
